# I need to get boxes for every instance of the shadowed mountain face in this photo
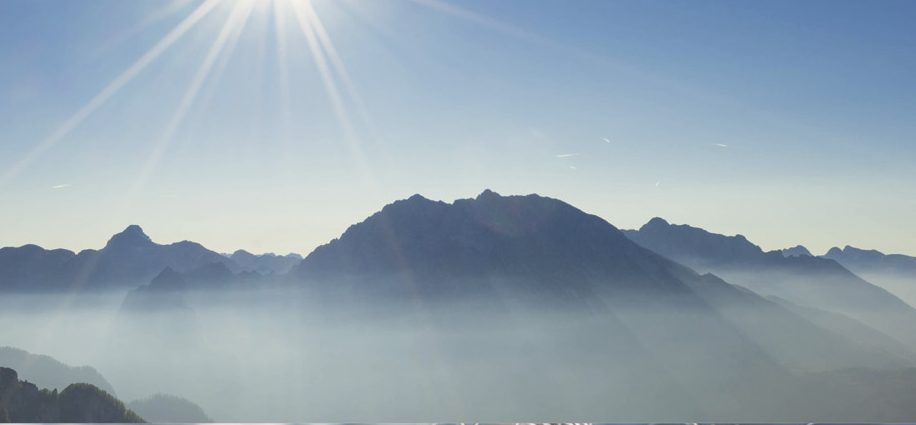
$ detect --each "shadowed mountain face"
[0,367,142,423]
[229,250,302,275]
[0,246,76,291]
[297,190,695,301]
[127,393,210,422]
[624,218,916,348]
[825,246,916,307]
[0,347,115,396]
[0,226,234,292]
[825,245,916,275]
[286,191,914,415]
[782,245,813,257]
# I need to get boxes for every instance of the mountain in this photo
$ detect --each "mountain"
[120,268,192,313]
[0,347,115,395]
[58,225,233,289]
[0,367,143,422]
[229,250,302,275]
[0,225,235,292]
[781,245,813,257]
[120,260,268,313]
[127,394,210,422]
[825,245,916,275]
[289,190,913,418]
[825,245,916,306]
[0,245,76,291]
[624,218,916,348]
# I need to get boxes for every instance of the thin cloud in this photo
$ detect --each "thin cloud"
[714,143,728,148]
[556,153,579,158]
[602,137,611,143]
[655,181,660,188]
[51,184,70,190]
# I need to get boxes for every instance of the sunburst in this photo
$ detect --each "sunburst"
[1,0,540,192]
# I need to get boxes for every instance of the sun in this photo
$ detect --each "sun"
[0,0,523,191]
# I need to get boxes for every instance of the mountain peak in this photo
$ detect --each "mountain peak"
[147,267,186,291]
[476,189,502,200]
[826,246,843,256]
[781,245,813,257]
[628,217,765,267]
[406,193,430,202]
[104,225,153,250]
[297,190,636,280]
[640,217,670,230]
[824,245,887,261]
[844,245,884,255]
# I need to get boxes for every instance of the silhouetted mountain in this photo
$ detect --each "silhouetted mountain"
[625,218,916,348]
[0,367,142,422]
[67,225,232,289]
[825,245,916,275]
[229,250,302,275]
[0,226,237,292]
[824,245,916,307]
[0,347,115,395]
[781,245,813,257]
[289,190,911,416]
[128,394,210,422]
[0,245,76,291]
[120,267,192,313]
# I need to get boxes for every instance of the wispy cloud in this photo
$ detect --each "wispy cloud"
[602,137,611,143]
[714,143,728,148]
[556,153,579,158]
[655,181,660,188]
[51,184,70,190]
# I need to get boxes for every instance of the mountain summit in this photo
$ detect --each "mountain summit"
[0,225,231,291]
[104,225,154,250]
[296,190,674,297]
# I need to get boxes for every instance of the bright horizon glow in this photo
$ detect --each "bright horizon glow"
[1,0,915,256]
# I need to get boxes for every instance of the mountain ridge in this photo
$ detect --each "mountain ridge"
[625,217,916,348]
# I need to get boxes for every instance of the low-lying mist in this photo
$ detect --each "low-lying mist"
[3,281,915,422]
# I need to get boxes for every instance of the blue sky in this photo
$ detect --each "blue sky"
[1,0,915,255]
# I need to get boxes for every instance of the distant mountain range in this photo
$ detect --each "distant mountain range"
[4,190,916,419]
[825,245,916,275]
[822,245,916,307]
[624,217,916,349]
[295,191,909,372]
[228,250,301,275]
[777,243,916,278]
[781,245,813,257]
[0,226,300,292]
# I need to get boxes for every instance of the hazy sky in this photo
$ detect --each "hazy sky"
[1,0,915,256]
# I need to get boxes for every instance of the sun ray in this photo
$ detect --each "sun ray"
[272,0,293,134]
[301,1,379,143]
[118,1,257,211]
[409,0,550,45]
[290,0,372,181]
[92,0,197,58]
[191,0,258,118]
[0,0,221,189]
